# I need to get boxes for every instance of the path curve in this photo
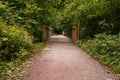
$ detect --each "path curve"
[21,35,117,80]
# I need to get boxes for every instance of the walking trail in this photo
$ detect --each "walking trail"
[21,35,117,80]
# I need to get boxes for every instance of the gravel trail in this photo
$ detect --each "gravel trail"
[21,35,117,80]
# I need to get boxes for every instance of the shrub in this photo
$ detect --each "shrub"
[0,18,33,61]
[75,33,120,74]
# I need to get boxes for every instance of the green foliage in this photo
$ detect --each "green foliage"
[0,42,45,80]
[0,0,120,78]
[0,59,23,80]
[75,33,120,73]
[56,0,120,38]
[32,43,45,54]
[0,0,60,42]
[0,18,33,61]
[0,17,34,80]
[0,0,61,79]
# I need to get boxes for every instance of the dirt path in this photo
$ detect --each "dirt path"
[21,35,117,80]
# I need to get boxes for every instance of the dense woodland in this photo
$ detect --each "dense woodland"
[0,0,120,79]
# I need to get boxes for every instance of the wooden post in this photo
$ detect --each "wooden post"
[72,26,77,42]
[77,20,80,28]
[42,25,47,42]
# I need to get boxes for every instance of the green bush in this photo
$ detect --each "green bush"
[75,33,120,74]
[0,19,33,61]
